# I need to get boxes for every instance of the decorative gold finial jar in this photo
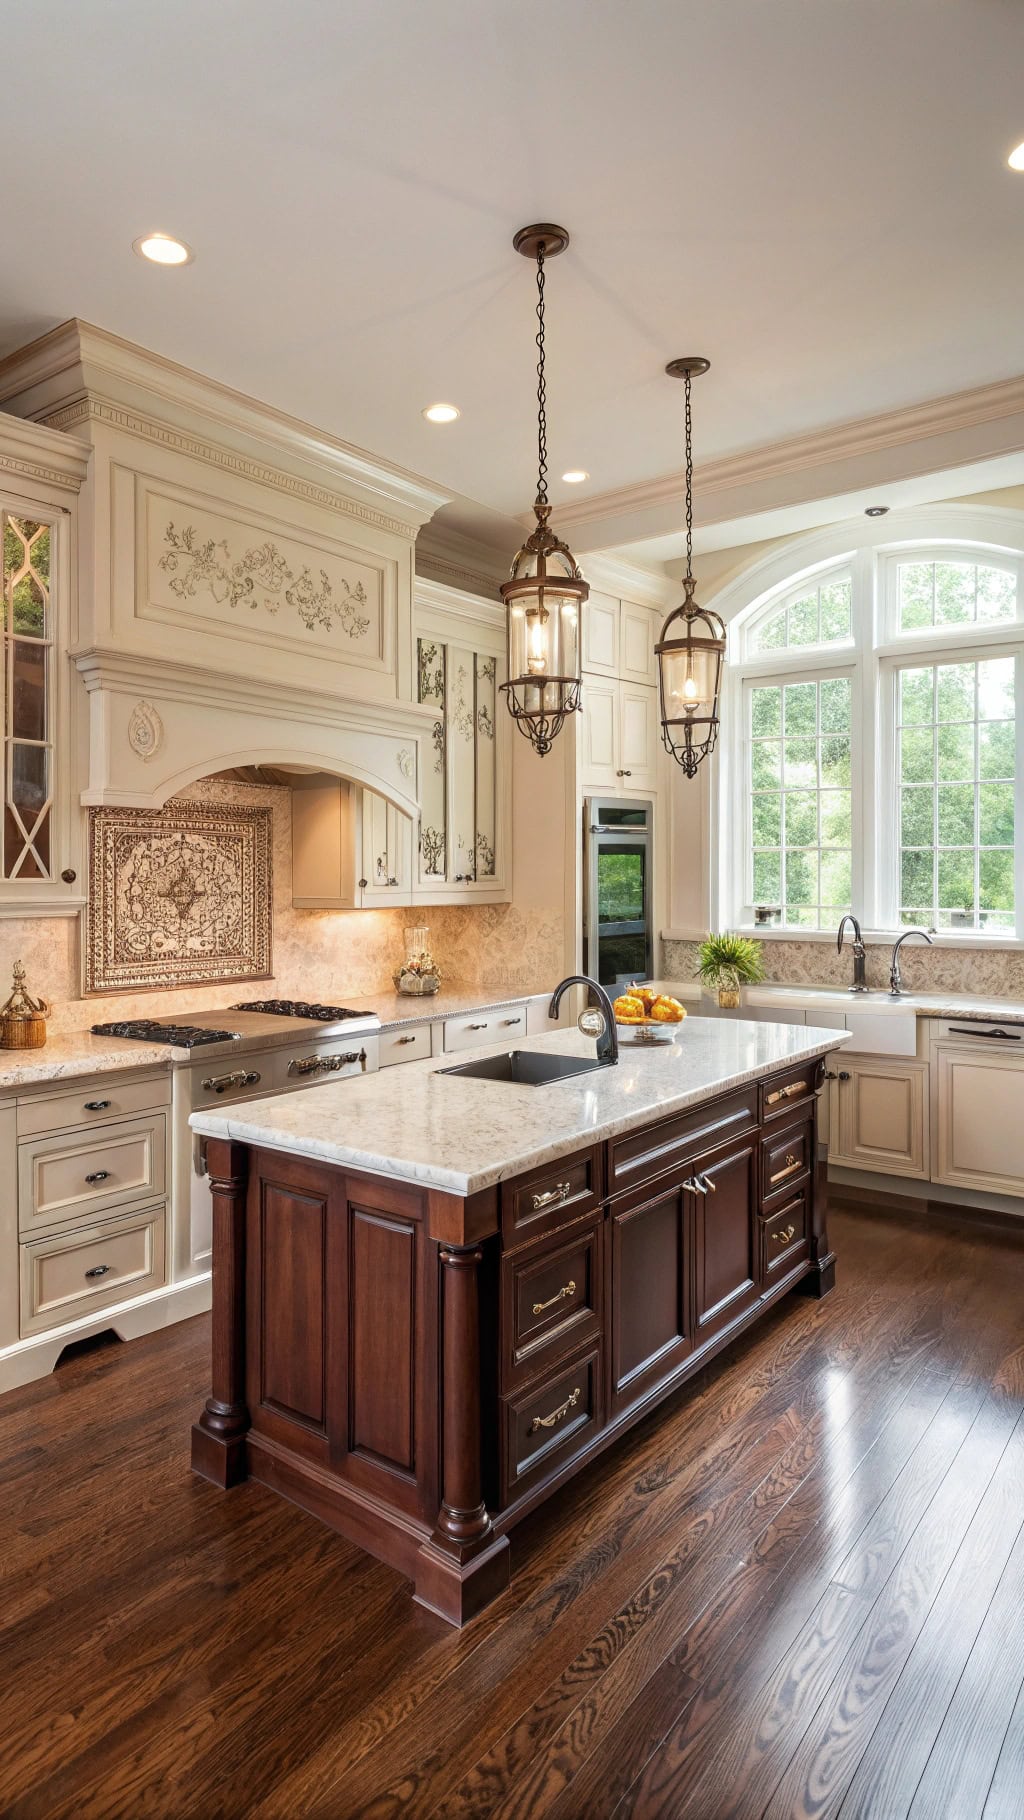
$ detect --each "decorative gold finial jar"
[0,960,50,1049]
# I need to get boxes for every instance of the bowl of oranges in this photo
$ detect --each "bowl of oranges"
[612,984,688,1043]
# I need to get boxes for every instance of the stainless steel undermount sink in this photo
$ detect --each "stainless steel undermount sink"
[440,1049,614,1086]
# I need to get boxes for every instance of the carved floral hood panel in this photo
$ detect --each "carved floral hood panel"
[145,493,385,668]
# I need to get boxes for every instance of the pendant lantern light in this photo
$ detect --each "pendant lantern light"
[655,358,726,778]
[500,224,589,757]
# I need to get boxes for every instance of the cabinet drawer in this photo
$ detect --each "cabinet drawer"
[443,1006,527,1054]
[501,1145,603,1248]
[501,1217,602,1388]
[17,1072,170,1139]
[761,1192,809,1281]
[378,1024,432,1067]
[608,1089,758,1198]
[19,1113,167,1236]
[20,1203,167,1336]
[761,1119,812,1205]
[760,1062,819,1124]
[500,1343,603,1506]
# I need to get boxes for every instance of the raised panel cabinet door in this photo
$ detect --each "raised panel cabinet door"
[417,634,448,884]
[579,677,618,788]
[692,1138,759,1345]
[581,591,620,675]
[617,684,659,790]
[830,1056,928,1178]
[933,1046,1024,1196]
[619,601,659,686]
[609,1180,692,1418]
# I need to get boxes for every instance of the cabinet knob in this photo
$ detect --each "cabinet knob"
[615,769,632,777]
[61,868,77,884]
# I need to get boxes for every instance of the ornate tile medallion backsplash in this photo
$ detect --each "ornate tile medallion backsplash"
[0,780,565,1032]
[87,800,273,993]
[662,936,1024,1000]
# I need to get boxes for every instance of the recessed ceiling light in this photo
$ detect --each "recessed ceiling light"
[865,505,890,517]
[1007,141,1024,171]
[133,232,193,266]
[562,469,589,484]
[422,403,460,423]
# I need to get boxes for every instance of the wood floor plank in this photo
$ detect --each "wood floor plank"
[1,1206,1023,1820]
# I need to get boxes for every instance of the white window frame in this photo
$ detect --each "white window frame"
[711,506,1024,944]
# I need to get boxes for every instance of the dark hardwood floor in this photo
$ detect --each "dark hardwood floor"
[3,1202,1024,1819]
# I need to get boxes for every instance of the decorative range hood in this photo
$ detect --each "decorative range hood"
[0,320,450,815]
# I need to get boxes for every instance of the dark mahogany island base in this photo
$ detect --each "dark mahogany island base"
[192,1055,834,1624]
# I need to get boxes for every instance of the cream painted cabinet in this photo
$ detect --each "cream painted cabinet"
[581,591,659,686]
[0,420,90,914]
[580,675,659,793]
[291,777,413,909]
[826,1054,929,1178]
[932,1036,1024,1197]
[413,582,510,903]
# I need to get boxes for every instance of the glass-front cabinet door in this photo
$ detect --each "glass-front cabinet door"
[413,585,510,902]
[0,483,83,912]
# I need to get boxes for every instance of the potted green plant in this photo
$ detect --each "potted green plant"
[696,932,766,1009]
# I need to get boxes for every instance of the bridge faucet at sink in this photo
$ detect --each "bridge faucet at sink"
[548,974,619,1065]
[888,927,933,997]
[836,915,869,993]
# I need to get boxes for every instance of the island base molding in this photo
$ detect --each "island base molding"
[191,1059,834,1626]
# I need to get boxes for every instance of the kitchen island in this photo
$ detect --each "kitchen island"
[190,1018,849,1623]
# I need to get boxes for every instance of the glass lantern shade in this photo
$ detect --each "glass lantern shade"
[500,510,588,756]
[655,581,726,777]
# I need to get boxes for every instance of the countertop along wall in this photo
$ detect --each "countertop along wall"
[0,779,566,1033]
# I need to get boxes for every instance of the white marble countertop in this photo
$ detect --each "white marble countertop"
[190,1018,850,1197]
[0,1032,172,1091]
[675,982,1024,1026]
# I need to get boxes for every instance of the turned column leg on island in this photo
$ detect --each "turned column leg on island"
[415,1242,509,1625]
[191,1137,251,1488]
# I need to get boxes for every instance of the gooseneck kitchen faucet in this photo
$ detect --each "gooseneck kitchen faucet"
[836,914,868,993]
[888,927,933,997]
[548,974,619,1065]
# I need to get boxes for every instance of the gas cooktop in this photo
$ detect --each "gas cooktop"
[92,1019,243,1049]
[233,999,366,1021]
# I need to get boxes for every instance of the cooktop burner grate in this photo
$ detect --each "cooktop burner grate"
[233,999,366,1021]
[92,1020,242,1048]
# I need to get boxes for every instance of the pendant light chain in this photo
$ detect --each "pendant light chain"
[684,367,694,583]
[535,241,548,506]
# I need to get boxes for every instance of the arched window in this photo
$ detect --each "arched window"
[718,512,1024,939]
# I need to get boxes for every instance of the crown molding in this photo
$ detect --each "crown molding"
[0,319,450,531]
[416,520,510,595]
[49,394,420,543]
[0,408,91,493]
[413,574,505,631]
[551,371,1024,552]
[580,550,675,608]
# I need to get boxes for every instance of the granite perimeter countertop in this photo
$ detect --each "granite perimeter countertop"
[191,1017,850,1197]
[0,1031,173,1092]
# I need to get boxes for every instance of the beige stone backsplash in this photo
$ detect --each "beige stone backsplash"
[662,935,1024,1000]
[0,780,565,1033]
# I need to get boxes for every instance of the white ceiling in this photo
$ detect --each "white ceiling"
[4,0,1024,553]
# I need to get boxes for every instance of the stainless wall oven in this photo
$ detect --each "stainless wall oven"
[583,797,653,989]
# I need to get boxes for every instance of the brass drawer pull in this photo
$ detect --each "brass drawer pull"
[83,1099,111,1112]
[769,1152,803,1186]
[397,1034,417,1045]
[532,1279,576,1315]
[774,1223,797,1245]
[468,1022,489,1031]
[84,1262,112,1279]
[202,1069,262,1094]
[85,1170,111,1185]
[697,1172,716,1194]
[531,1181,571,1211]
[766,1080,807,1106]
[529,1386,581,1433]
